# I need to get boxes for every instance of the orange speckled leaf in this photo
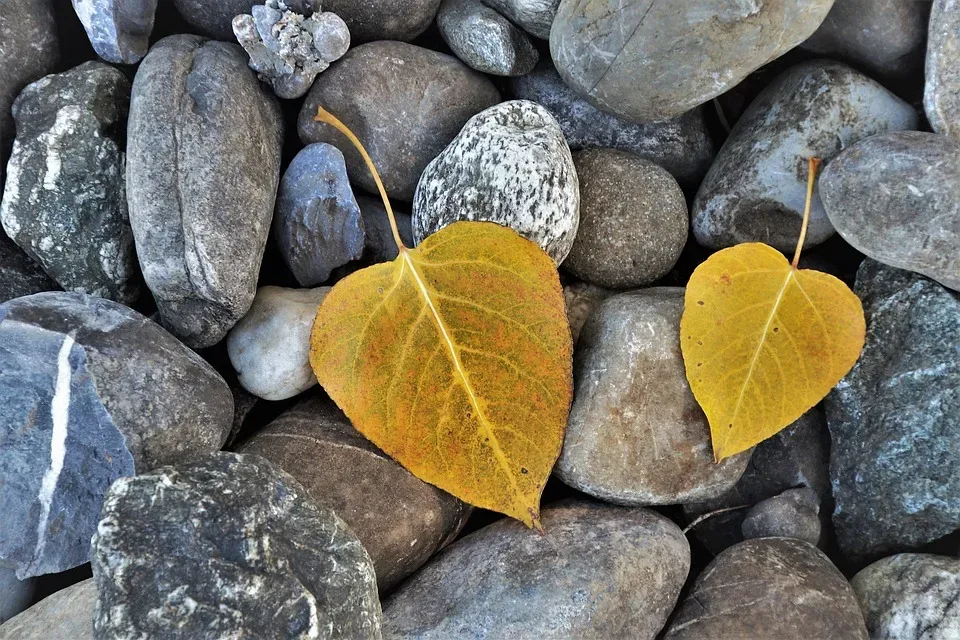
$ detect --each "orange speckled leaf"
[309,221,573,528]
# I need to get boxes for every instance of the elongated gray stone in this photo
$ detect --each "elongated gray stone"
[72,0,157,64]
[321,0,440,42]
[438,0,539,76]
[483,0,559,38]
[926,0,960,138]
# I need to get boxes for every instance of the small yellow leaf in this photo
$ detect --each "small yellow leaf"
[310,221,573,528]
[680,243,865,461]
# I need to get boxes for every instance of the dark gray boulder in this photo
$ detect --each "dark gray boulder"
[0,579,96,640]
[71,0,157,64]
[322,0,440,42]
[0,233,57,303]
[740,487,822,545]
[438,0,539,76]
[171,0,258,40]
[357,196,413,264]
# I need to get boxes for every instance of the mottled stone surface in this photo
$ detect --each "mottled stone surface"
[741,487,822,545]
[665,538,867,639]
[322,0,440,42]
[558,289,750,505]
[563,281,610,346]
[357,195,414,264]
[1,62,139,303]
[227,286,329,401]
[852,554,960,639]
[438,0,538,76]
[550,0,834,122]
[483,0,559,38]
[91,453,382,639]
[171,0,258,40]
[127,35,283,348]
[299,41,500,202]
[238,397,471,591]
[693,60,918,251]
[0,579,96,640]
[72,0,157,64]
[509,63,715,186]
[0,234,57,303]
[926,0,960,138]
[0,568,34,624]
[564,150,687,288]
[383,501,689,639]
[413,100,579,263]
[821,132,960,292]
[826,261,960,560]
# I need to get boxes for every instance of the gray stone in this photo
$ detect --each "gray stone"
[664,538,868,639]
[171,0,259,40]
[238,397,471,592]
[438,0,539,77]
[926,0,960,138]
[741,487,822,545]
[0,233,57,303]
[509,63,716,187]
[357,196,414,264]
[549,0,834,123]
[91,452,382,639]
[1,62,139,303]
[383,501,689,639]
[0,568,34,624]
[298,41,500,202]
[563,281,611,346]
[72,0,157,64]
[482,0,559,38]
[226,286,329,401]
[321,0,440,42]
[564,150,687,288]
[558,289,750,505]
[821,131,960,292]
[413,100,579,263]
[852,554,960,639]
[128,35,283,348]
[275,143,364,286]
[692,60,918,252]
[0,579,96,640]
[826,260,960,561]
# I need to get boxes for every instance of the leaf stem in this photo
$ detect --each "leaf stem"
[792,157,822,269]
[314,106,406,251]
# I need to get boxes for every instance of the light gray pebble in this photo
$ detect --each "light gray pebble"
[482,0,559,39]
[438,0,538,77]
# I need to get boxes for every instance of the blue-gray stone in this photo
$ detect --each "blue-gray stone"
[71,0,157,64]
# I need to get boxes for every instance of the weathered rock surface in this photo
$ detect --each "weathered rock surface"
[171,0,258,40]
[413,100,579,263]
[127,35,283,348]
[357,196,414,264]
[926,0,960,138]
[438,0,539,76]
[0,234,57,303]
[483,0,559,38]
[563,281,611,346]
[741,487,822,545]
[0,579,96,640]
[0,568,34,624]
[72,0,157,64]
[322,0,441,42]
[383,501,689,639]
[91,453,382,639]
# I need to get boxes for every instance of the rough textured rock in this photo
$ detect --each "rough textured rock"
[127,35,283,348]
[852,554,960,639]
[227,286,329,401]
[509,63,715,186]
[438,0,538,76]
[0,579,96,640]
[238,397,471,591]
[413,100,579,263]
[550,0,835,122]
[665,538,868,639]
[826,260,960,561]
[558,289,750,505]
[71,0,157,64]
[926,0,960,138]
[1,62,138,303]
[693,60,918,252]
[741,487,822,545]
[383,501,689,639]
[171,0,258,40]
[563,281,611,346]
[0,234,57,303]
[91,453,382,639]
[483,0,559,38]
[564,150,687,288]
[299,41,500,202]
[321,0,440,42]
[821,132,960,292]
[0,568,34,624]
[357,196,414,264]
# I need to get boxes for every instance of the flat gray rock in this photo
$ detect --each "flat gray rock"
[127,35,283,348]
[693,60,918,252]
[438,0,538,77]
[171,0,258,40]
[0,579,96,640]
[821,131,960,292]
[383,501,689,639]
[482,0,559,38]
[91,452,382,639]
[0,568,34,624]
[0,234,57,303]
[826,261,960,561]
[741,487,822,545]
[926,0,960,138]
[550,0,834,122]
[1,62,139,303]
[413,100,579,263]
[72,0,157,64]
[322,0,440,42]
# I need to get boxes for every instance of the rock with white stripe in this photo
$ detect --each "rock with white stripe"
[71,0,157,64]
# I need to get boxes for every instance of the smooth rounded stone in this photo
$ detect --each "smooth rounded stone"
[926,0,960,138]
[563,281,610,346]
[852,554,960,639]
[298,41,500,202]
[91,452,382,639]
[826,260,960,561]
[0,568,34,624]
[71,0,157,64]
[821,132,960,292]
[128,35,283,348]
[664,538,868,639]
[438,0,539,77]
[564,150,687,288]
[238,397,472,591]
[741,487,822,545]
[227,286,329,401]
[357,195,414,264]
[550,0,834,123]
[509,63,716,187]
[171,0,258,40]
[321,0,440,42]
[413,100,579,263]
[0,234,57,303]
[692,60,919,252]
[1,62,139,303]
[558,289,750,505]
[275,143,364,286]
[0,579,95,640]
[482,0,559,39]
[383,501,690,639]
[801,0,930,82]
